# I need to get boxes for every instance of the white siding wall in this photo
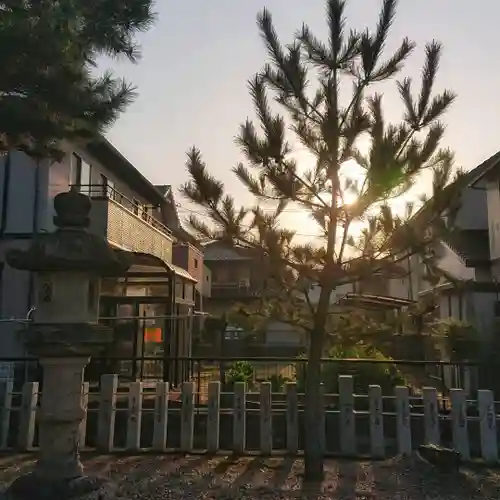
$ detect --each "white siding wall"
[307,282,355,305]
[486,181,500,261]
[454,187,488,230]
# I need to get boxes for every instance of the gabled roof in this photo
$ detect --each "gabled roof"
[86,136,166,205]
[468,150,500,187]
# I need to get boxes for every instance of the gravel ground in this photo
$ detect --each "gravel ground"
[1,453,500,499]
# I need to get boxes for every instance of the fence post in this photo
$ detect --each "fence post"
[0,380,13,450]
[450,388,469,460]
[206,381,220,453]
[17,382,39,451]
[180,381,194,452]
[368,385,384,458]
[285,382,298,454]
[395,386,411,456]
[260,382,272,455]
[233,382,246,454]
[339,375,355,455]
[79,382,89,448]
[319,382,326,454]
[97,374,117,452]
[153,382,169,452]
[127,382,143,451]
[478,389,498,463]
[422,387,440,445]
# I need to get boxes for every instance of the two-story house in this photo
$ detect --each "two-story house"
[202,241,304,351]
[387,150,500,347]
[0,137,199,383]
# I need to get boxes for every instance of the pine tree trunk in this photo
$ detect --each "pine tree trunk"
[304,326,325,482]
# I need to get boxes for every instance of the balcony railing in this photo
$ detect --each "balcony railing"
[80,184,174,264]
[210,282,261,299]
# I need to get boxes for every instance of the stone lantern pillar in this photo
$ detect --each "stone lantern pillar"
[5,190,131,500]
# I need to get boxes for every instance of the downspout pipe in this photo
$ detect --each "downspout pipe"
[0,152,12,235]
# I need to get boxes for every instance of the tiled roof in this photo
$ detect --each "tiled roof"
[171,264,197,282]
[202,242,252,261]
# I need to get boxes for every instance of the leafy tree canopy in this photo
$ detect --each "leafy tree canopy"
[0,0,155,158]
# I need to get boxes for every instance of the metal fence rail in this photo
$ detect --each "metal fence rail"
[0,356,496,404]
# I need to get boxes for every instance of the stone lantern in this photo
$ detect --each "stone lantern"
[5,190,131,500]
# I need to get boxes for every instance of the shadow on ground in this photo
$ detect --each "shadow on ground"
[1,452,500,499]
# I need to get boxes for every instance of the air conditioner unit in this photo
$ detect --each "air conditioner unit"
[238,279,250,288]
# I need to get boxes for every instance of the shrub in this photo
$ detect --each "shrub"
[225,361,254,386]
[296,344,406,394]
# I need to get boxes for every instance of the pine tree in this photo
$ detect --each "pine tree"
[0,0,155,159]
[181,0,462,480]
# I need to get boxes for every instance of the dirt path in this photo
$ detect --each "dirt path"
[1,453,499,499]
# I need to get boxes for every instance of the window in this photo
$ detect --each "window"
[194,258,198,269]
[70,153,91,194]
[70,153,82,187]
[80,159,91,194]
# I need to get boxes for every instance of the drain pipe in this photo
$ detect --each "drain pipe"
[0,152,12,235]
[26,159,41,310]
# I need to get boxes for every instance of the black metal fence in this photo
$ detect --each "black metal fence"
[1,356,497,401]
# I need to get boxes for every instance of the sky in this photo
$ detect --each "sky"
[104,0,500,237]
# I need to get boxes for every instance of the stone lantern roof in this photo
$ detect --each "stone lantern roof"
[6,189,131,275]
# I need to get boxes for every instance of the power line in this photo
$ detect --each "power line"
[176,205,324,238]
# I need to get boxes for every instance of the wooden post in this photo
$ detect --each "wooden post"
[233,382,246,453]
[339,375,355,455]
[206,381,220,453]
[285,382,298,454]
[180,382,194,452]
[368,385,384,458]
[450,388,469,460]
[127,382,143,451]
[17,382,39,451]
[79,382,89,449]
[260,382,272,455]
[478,389,498,463]
[0,380,13,450]
[152,382,169,452]
[422,387,440,445]
[395,386,411,456]
[97,374,117,452]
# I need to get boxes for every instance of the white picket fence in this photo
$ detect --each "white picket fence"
[0,374,498,463]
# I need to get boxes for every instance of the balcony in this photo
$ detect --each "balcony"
[210,282,261,299]
[84,184,173,264]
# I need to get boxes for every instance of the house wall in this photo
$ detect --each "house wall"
[0,240,33,356]
[0,152,51,235]
[0,144,175,358]
[307,282,355,305]
[486,180,500,263]
[202,265,211,297]
[173,244,203,286]
[207,260,256,286]
[265,320,303,346]
[455,187,488,230]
